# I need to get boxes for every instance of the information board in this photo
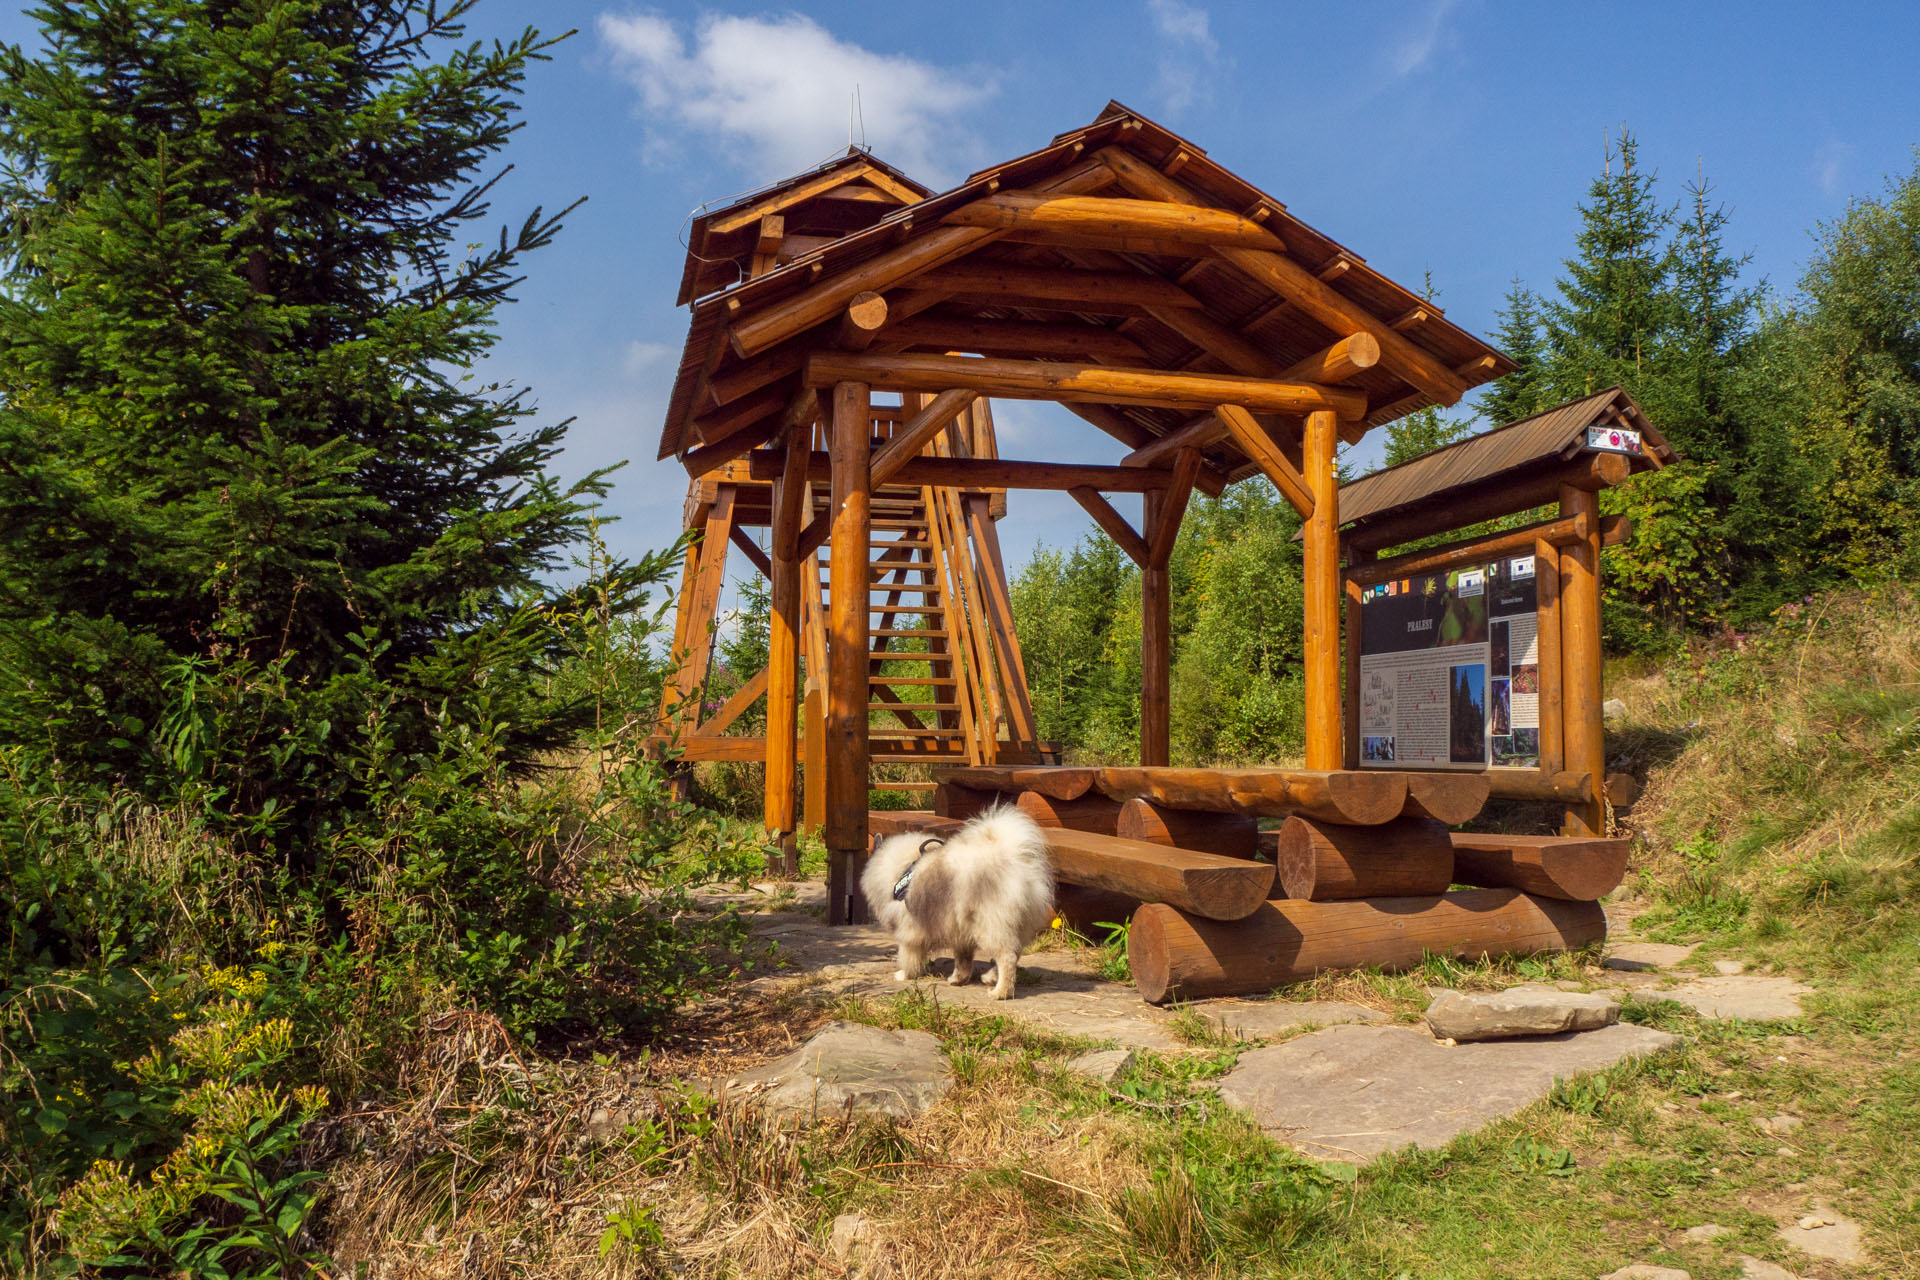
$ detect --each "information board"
[1356,554,1541,770]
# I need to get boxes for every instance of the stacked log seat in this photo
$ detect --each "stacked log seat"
[1128,890,1607,1003]
[1275,815,1453,900]
[1116,797,1259,859]
[1448,832,1630,900]
[865,808,1271,921]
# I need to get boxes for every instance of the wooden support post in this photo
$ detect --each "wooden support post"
[666,485,736,725]
[1534,534,1566,775]
[1344,545,1371,771]
[1303,409,1341,770]
[1558,483,1605,835]
[764,427,808,875]
[826,382,873,923]
[1141,492,1172,767]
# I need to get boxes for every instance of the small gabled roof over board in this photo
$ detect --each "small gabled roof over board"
[1336,387,1672,547]
[658,102,1514,469]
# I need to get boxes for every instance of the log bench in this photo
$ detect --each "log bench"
[1448,832,1630,901]
[866,809,1272,920]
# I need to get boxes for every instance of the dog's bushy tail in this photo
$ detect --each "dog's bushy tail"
[963,804,1052,872]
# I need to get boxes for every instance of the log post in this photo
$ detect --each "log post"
[1129,890,1606,1003]
[1534,534,1566,775]
[826,381,873,924]
[1558,483,1604,835]
[764,426,808,875]
[1303,409,1341,770]
[1141,490,1171,766]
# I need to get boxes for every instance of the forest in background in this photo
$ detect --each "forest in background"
[1014,136,1920,764]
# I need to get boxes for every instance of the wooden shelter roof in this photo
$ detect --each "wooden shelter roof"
[1336,386,1671,539]
[658,102,1515,468]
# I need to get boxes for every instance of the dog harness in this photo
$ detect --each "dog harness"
[892,837,945,901]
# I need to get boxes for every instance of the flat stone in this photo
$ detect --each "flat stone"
[1425,985,1619,1041]
[723,1021,952,1123]
[1064,1048,1134,1084]
[1737,1258,1800,1280]
[1665,976,1812,1022]
[1603,697,1630,724]
[1681,1223,1730,1242]
[1204,1000,1386,1039]
[1756,1113,1803,1136]
[1714,960,1747,976]
[1604,941,1699,972]
[1216,1021,1680,1164]
[829,1212,871,1262]
[1602,1267,1690,1280]
[1777,1202,1867,1264]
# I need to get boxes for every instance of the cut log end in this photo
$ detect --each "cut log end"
[1402,771,1492,825]
[1275,815,1453,900]
[1449,833,1629,901]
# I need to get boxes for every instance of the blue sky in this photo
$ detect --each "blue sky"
[5,1,1919,599]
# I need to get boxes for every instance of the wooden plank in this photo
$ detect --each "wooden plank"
[1347,514,1588,588]
[826,382,874,924]
[1129,890,1606,1003]
[805,351,1368,419]
[669,485,736,718]
[965,492,1040,752]
[1401,771,1491,825]
[1303,409,1341,770]
[1275,816,1454,900]
[1558,483,1605,836]
[728,158,1113,356]
[749,449,1194,494]
[1093,146,1472,409]
[1044,826,1274,921]
[1216,403,1312,517]
[1090,767,1408,824]
[1069,488,1149,565]
[1449,833,1629,902]
[1117,797,1258,859]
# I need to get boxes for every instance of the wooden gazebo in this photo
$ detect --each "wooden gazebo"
[657,103,1514,924]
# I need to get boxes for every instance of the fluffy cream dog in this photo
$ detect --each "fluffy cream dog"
[860,806,1054,1000]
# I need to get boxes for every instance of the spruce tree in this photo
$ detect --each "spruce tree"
[1547,127,1675,398]
[1479,280,1548,426]
[0,2,603,829]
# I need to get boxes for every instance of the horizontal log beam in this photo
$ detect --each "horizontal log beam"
[1092,147,1473,408]
[746,450,1203,493]
[883,315,1147,362]
[727,158,1113,357]
[1089,767,1408,824]
[804,351,1368,419]
[1348,514,1590,587]
[944,192,1288,251]
[932,765,1096,800]
[1129,890,1606,1003]
[1482,770,1594,803]
[1119,798,1259,859]
[1276,816,1455,901]
[1282,332,1382,385]
[869,388,979,488]
[912,261,1206,311]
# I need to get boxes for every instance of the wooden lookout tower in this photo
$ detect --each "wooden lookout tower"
[655,102,1525,924]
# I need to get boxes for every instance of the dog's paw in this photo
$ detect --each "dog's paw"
[946,969,971,986]
[990,986,1014,1001]
[893,969,908,982]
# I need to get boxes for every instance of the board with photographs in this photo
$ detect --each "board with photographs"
[1357,554,1541,770]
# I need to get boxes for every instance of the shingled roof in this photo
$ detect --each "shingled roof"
[657,102,1514,469]
[1338,386,1672,531]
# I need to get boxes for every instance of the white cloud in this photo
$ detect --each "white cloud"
[620,339,673,378]
[1389,0,1460,76]
[1145,0,1221,115]
[597,11,994,186]
[1812,138,1855,198]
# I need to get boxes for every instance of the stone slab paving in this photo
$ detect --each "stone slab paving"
[1217,1022,1680,1164]
[1203,999,1387,1040]
[1663,975,1812,1021]
[1737,1257,1801,1280]
[1604,940,1700,971]
[1602,1265,1692,1279]
[1777,1201,1868,1265]
[1064,1048,1134,1083]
